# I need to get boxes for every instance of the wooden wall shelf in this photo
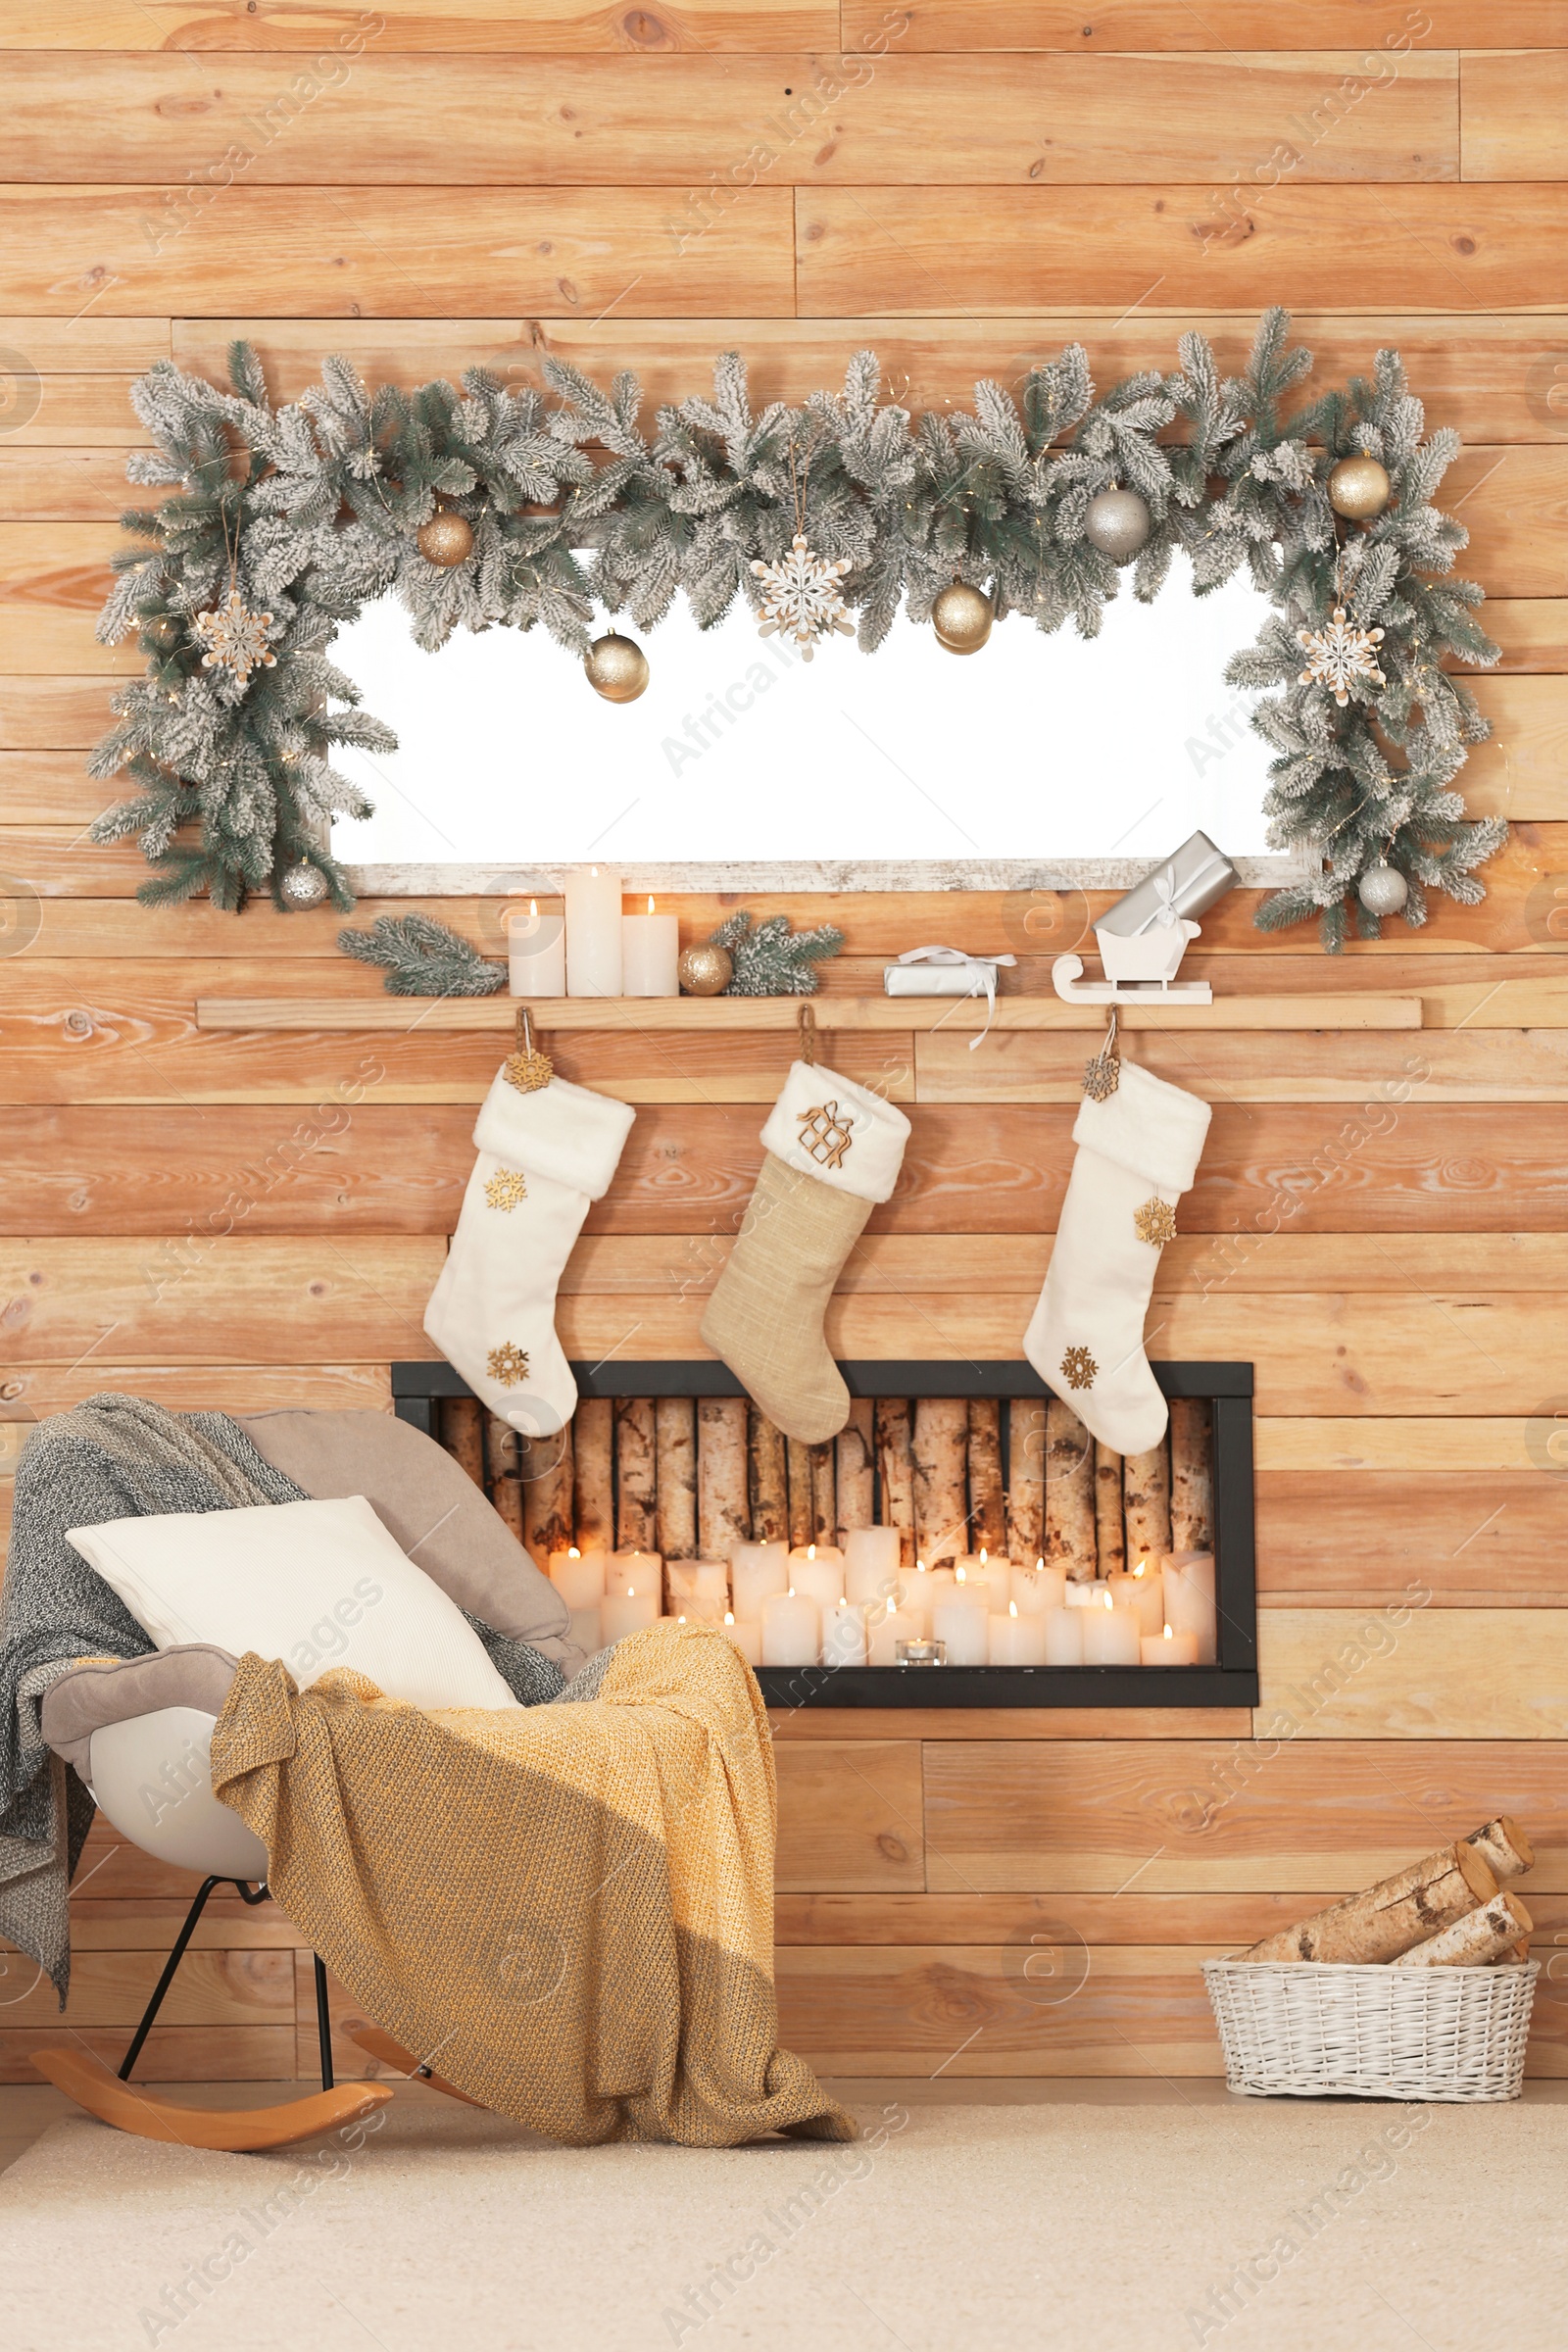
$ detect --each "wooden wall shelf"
[195,993,1422,1035]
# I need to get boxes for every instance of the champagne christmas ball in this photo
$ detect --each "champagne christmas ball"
[677,942,734,996]
[1083,486,1152,564]
[279,858,329,909]
[584,632,649,704]
[1357,858,1408,916]
[1328,456,1392,520]
[416,508,474,567]
[932,581,994,655]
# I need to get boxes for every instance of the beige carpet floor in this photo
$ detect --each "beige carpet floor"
[2,2089,1562,2352]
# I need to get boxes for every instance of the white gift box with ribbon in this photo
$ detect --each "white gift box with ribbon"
[883,946,1017,1047]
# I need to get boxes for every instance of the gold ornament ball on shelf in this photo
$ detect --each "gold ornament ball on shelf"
[932,581,994,655]
[416,508,475,567]
[1328,456,1392,520]
[279,859,329,909]
[677,942,734,996]
[584,632,650,704]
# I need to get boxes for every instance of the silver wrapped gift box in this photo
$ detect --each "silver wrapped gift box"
[1097,830,1240,939]
[883,960,1004,997]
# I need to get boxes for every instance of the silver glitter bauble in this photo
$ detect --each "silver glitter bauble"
[279,859,329,909]
[1357,859,1409,916]
[1083,487,1152,564]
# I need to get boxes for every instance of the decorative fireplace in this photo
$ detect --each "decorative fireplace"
[395,1358,1257,1710]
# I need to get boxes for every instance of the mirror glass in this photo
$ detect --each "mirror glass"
[330,552,1278,875]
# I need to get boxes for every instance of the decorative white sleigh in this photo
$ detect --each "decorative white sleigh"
[1052,917,1212,1004]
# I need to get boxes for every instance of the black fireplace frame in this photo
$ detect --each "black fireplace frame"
[392,1359,1259,1710]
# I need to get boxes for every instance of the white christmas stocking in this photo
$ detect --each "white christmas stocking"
[424,1058,635,1438]
[1024,1056,1211,1454]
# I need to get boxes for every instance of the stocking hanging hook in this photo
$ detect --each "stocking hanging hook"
[505,1003,555,1096]
[799,1004,818,1067]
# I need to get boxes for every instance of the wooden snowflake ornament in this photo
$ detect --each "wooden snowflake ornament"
[752,535,855,662]
[1298,606,1385,708]
[487,1342,529,1386]
[1134,1197,1179,1248]
[1060,1345,1098,1392]
[191,587,277,686]
[484,1169,528,1211]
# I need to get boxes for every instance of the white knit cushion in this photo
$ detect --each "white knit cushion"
[65,1494,519,1712]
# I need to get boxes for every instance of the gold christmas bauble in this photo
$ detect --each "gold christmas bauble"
[278,858,329,909]
[932,581,994,655]
[677,942,734,996]
[584,631,649,704]
[416,508,474,567]
[1328,456,1392,521]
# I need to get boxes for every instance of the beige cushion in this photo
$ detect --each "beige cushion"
[238,1408,574,1665]
[41,1644,239,1777]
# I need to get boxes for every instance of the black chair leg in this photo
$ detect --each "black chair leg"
[120,1878,270,2082]
[314,1954,334,2091]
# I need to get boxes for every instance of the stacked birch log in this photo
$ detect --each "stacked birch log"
[1241,1817,1537,1970]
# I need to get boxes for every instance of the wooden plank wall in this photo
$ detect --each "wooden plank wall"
[3,3,1568,2082]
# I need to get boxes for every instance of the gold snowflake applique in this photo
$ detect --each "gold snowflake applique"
[191,587,277,686]
[1083,1046,1120,1102]
[752,534,855,662]
[1298,606,1386,709]
[1060,1345,1098,1392]
[1134,1197,1178,1248]
[487,1342,530,1386]
[485,1169,528,1211]
[797,1099,856,1169]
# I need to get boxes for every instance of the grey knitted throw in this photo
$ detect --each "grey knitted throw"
[1,1393,562,2006]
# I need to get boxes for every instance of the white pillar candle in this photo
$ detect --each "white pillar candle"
[868,1598,921,1665]
[668,1592,726,1627]
[549,1546,607,1611]
[668,1559,730,1607]
[564,863,622,997]
[620,896,680,997]
[608,1548,662,1597]
[1012,1562,1065,1616]
[822,1597,869,1668]
[989,1601,1048,1666]
[1162,1551,1217,1665]
[1142,1624,1200,1666]
[788,1544,845,1612]
[761,1588,820,1667]
[567,1604,603,1657]
[843,1526,901,1605]
[732,1541,791,1622]
[1043,1607,1084,1664]
[1065,1579,1110,1608]
[504,897,565,997]
[1109,1566,1164,1641]
[932,1595,990,1666]
[601,1585,660,1644]
[723,1612,762,1666]
[1081,1593,1142,1666]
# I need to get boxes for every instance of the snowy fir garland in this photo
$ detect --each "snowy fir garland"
[90,310,1504,950]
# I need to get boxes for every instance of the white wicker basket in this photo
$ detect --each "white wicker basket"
[1203,1956,1539,2102]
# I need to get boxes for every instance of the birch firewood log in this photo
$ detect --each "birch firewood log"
[572,1396,613,1551]
[521,1428,574,1568]
[698,1396,751,1560]
[912,1397,968,1564]
[1392,1891,1533,1969]
[808,1441,837,1547]
[1093,1441,1125,1580]
[1044,1400,1097,1581]
[1005,1399,1046,1565]
[613,1397,657,1553]
[441,1396,485,1490]
[967,1399,1004,1555]
[1169,1399,1213,1551]
[786,1437,814,1548]
[749,1407,790,1544]
[1123,1441,1172,1572]
[1464,1816,1535,1885]
[1243,1840,1498,1965]
[836,1398,875,1535]
[655,1396,698,1560]
[874,1399,916,1564]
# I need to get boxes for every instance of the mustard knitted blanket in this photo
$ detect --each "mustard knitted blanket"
[211,1619,855,2148]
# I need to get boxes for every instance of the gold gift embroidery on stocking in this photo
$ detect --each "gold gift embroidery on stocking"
[797,1099,856,1170]
[1134,1197,1178,1248]
[485,1169,528,1211]
[487,1342,529,1386]
[1060,1345,1097,1391]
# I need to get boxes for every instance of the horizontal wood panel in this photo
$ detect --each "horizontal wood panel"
[169,313,1568,444]
[0,186,797,318]
[0,373,151,449]
[917,1030,1568,1104]
[842,5,1568,50]
[1461,50,1568,181]
[768,1707,1254,1740]
[774,1887,1568,1942]
[0,2026,297,2084]
[775,1741,925,1891]
[0,675,116,748]
[795,185,1568,316]
[1258,1608,1568,1737]
[1257,1472,1568,1601]
[2,54,1459,188]
[1256,1417,1563,1473]
[0,449,143,523]
[1446,446,1568,599]
[0,1,841,50]
[922,1739,1568,1890]
[1,1946,292,2028]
